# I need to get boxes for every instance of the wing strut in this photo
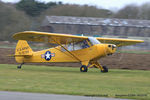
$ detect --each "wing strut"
[51,38,81,62]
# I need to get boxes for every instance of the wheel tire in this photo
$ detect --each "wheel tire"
[80,65,88,72]
[17,66,21,69]
[101,66,108,73]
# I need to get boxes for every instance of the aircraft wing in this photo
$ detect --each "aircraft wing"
[13,31,88,44]
[96,37,144,47]
[13,31,144,47]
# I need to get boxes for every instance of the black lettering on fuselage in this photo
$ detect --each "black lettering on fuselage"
[17,46,29,52]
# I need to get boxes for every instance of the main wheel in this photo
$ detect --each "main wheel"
[101,66,108,73]
[80,65,88,72]
[17,66,21,69]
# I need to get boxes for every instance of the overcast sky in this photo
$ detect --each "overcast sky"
[2,0,150,10]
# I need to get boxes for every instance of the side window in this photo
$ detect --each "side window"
[74,42,82,50]
[82,40,90,48]
[61,40,90,52]
[68,43,74,51]
[74,40,89,50]
[61,44,67,52]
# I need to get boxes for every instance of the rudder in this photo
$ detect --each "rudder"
[15,40,33,63]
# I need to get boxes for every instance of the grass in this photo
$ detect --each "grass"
[0,64,150,100]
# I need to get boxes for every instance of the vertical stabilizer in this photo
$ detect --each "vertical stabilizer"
[15,40,33,63]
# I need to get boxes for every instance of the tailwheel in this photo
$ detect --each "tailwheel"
[80,65,88,72]
[101,66,108,73]
[17,63,24,69]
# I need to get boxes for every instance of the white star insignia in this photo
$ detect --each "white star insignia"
[45,52,51,59]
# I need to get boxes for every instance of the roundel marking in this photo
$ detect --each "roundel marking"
[45,51,51,61]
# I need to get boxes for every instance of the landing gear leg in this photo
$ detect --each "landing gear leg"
[17,63,24,69]
[89,61,108,73]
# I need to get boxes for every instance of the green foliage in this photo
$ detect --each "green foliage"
[113,4,139,19]
[0,64,150,100]
[41,4,113,18]
[114,3,150,20]
[16,0,61,17]
[16,0,44,16]
[0,2,31,41]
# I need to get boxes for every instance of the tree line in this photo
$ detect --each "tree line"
[1,0,150,41]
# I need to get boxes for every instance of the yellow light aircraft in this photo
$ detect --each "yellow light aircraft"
[13,31,144,73]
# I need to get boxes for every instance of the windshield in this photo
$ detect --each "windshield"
[88,37,101,45]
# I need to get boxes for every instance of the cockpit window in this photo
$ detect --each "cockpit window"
[88,37,101,45]
[62,40,90,51]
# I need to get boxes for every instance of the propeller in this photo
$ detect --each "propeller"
[114,46,124,62]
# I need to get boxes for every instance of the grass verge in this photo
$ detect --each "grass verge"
[0,64,150,100]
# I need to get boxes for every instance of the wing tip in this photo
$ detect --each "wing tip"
[136,40,144,43]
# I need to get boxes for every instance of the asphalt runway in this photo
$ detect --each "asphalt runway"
[0,91,133,100]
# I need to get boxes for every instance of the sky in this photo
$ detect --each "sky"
[2,0,150,10]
